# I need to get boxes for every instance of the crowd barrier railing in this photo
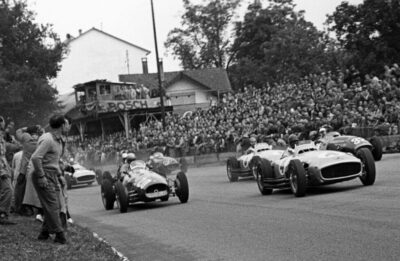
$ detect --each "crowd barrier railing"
[80,133,400,170]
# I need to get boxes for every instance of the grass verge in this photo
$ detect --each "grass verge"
[0,214,122,261]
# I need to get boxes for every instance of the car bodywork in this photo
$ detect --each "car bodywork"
[101,155,189,213]
[318,132,383,161]
[226,143,284,182]
[255,142,376,197]
[64,163,96,189]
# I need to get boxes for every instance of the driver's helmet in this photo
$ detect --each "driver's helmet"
[121,152,128,164]
[309,130,318,141]
[288,134,299,149]
[153,152,164,159]
[319,127,327,137]
[249,137,257,147]
[126,153,136,164]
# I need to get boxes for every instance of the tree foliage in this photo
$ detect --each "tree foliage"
[229,0,341,89]
[326,0,400,75]
[0,0,65,127]
[164,0,240,70]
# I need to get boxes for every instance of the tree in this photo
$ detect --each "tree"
[164,0,240,70]
[326,0,400,75]
[0,0,65,127]
[229,0,342,88]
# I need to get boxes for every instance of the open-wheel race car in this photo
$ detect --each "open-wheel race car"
[63,163,96,190]
[318,131,383,161]
[255,142,376,197]
[226,143,284,182]
[100,154,189,213]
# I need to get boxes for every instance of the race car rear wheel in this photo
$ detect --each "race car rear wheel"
[288,159,307,197]
[357,148,376,186]
[256,159,273,195]
[369,136,383,161]
[175,172,189,203]
[95,169,103,185]
[114,181,128,213]
[227,157,239,182]
[101,179,115,210]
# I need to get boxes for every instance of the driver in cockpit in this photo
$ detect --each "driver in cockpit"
[244,137,257,154]
[117,153,136,181]
[288,134,299,149]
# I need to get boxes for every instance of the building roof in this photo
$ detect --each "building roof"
[66,27,151,54]
[119,68,232,92]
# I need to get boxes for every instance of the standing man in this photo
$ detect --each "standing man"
[31,115,70,244]
[14,125,42,215]
[0,116,16,225]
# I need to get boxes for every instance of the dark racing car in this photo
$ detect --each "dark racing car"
[318,131,383,161]
[100,153,189,213]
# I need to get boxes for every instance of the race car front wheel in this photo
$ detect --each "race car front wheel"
[115,181,128,213]
[288,160,307,197]
[175,172,189,203]
[357,148,376,186]
[256,159,273,195]
[227,157,239,182]
[101,179,115,210]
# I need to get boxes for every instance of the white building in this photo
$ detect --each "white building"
[54,27,150,94]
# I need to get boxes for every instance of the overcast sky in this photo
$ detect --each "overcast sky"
[27,0,363,73]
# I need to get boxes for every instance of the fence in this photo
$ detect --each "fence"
[81,133,400,170]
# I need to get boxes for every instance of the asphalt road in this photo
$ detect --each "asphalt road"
[69,154,400,261]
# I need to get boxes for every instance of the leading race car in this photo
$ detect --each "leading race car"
[100,153,189,213]
[255,142,375,197]
[226,143,284,182]
[64,162,96,189]
[317,131,383,161]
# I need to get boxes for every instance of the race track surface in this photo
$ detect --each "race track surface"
[69,154,400,261]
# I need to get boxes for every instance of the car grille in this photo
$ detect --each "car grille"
[146,184,168,194]
[321,163,361,179]
[77,175,95,182]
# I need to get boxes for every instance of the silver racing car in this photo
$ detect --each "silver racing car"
[255,142,375,197]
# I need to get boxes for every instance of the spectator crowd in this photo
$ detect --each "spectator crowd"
[0,114,72,245]
[68,63,400,165]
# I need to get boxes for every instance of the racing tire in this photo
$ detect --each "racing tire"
[95,169,103,185]
[114,181,128,213]
[251,156,261,180]
[288,159,307,197]
[227,157,239,182]
[256,159,273,195]
[357,148,376,186]
[65,174,72,190]
[175,172,189,203]
[369,136,383,161]
[102,171,113,183]
[101,179,115,210]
